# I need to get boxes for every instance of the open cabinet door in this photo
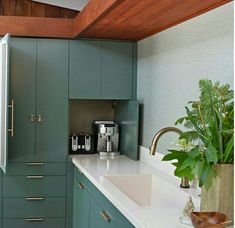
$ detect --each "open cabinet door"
[114,100,139,160]
[0,34,10,173]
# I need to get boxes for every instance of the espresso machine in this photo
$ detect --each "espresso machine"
[94,121,120,156]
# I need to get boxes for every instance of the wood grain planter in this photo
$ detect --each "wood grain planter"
[201,164,234,223]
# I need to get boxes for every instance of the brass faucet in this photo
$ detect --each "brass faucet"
[149,127,190,188]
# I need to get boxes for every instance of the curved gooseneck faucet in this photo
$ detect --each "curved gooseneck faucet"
[149,127,190,188]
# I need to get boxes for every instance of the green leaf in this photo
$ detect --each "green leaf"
[175,117,187,125]
[188,147,200,158]
[198,160,213,187]
[174,166,194,180]
[178,157,197,171]
[162,150,187,161]
[205,144,218,164]
[224,135,234,163]
[180,131,199,142]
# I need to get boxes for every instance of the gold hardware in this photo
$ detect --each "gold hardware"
[27,162,45,166]
[100,211,112,222]
[26,218,43,222]
[30,114,35,123]
[26,197,44,201]
[149,127,182,156]
[37,115,42,123]
[77,182,85,189]
[27,175,44,179]
[8,99,14,137]
[149,127,190,188]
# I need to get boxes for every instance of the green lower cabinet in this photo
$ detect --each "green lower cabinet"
[90,199,117,228]
[3,218,65,228]
[73,168,134,228]
[73,180,90,228]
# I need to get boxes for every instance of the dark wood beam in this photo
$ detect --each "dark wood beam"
[0,16,74,38]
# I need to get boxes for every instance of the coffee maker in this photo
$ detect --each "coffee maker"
[94,121,120,156]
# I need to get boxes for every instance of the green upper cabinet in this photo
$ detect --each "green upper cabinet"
[9,38,69,163]
[101,42,133,99]
[9,39,36,162]
[69,40,101,99]
[69,40,136,100]
[36,39,68,162]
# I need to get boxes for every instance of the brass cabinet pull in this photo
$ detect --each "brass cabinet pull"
[77,182,85,189]
[27,175,44,179]
[27,162,45,166]
[26,197,44,201]
[8,99,14,137]
[37,115,42,123]
[100,211,112,222]
[26,218,43,222]
[30,114,35,123]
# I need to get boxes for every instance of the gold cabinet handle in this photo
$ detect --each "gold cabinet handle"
[37,115,42,123]
[30,114,35,123]
[26,197,44,201]
[77,182,85,189]
[27,162,45,166]
[100,211,112,222]
[26,218,43,222]
[27,175,44,179]
[8,99,14,137]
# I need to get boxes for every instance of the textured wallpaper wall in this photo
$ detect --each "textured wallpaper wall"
[137,2,234,154]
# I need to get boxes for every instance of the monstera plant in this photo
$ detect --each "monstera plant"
[162,79,234,188]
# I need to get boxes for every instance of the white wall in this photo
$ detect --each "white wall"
[137,2,234,155]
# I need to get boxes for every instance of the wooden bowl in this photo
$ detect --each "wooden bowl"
[191,212,232,228]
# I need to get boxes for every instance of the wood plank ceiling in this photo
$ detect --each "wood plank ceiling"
[0,0,232,40]
[0,0,79,18]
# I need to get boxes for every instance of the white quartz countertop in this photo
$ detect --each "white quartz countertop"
[72,154,200,228]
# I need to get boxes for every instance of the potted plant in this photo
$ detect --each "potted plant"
[162,79,234,221]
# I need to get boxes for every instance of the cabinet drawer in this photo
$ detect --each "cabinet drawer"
[3,197,65,218]
[3,176,66,197]
[5,163,66,176]
[3,218,65,228]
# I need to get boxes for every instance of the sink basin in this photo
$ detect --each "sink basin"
[105,174,157,207]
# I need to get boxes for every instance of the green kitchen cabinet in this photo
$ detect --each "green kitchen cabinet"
[9,39,36,162]
[101,41,133,99]
[9,38,68,162]
[69,40,136,100]
[69,40,101,99]
[73,168,134,228]
[90,199,117,228]
[36,39,68,162]
[73,172,90,228]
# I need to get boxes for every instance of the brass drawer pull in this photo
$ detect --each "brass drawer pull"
[27,162,45,166]
[77,182,85,189]
[100,211,112,222]
[30,114,35,123]
[37,114,42,123]
[26,197,44,201]
[8,99,14,137]
[27,175,44,179]
[26,218,43,222]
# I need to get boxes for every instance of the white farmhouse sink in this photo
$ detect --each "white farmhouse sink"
[105,174,194,208]
[105,174,159,207]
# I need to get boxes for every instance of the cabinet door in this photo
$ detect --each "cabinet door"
[90,199,117,228]
[9,39,36,162]
[102,42,133,99]
[69,41,101,99]
[73,181,90,228]
[36,39,68,162]
[114,100,139,160]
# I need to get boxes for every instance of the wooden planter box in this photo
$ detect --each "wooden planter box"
[201,164,234,223]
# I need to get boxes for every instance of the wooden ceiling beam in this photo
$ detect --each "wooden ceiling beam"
[73,0,123,37]
[0,16,74,38]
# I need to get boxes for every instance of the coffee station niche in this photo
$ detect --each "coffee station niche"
[69,99,139,160]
